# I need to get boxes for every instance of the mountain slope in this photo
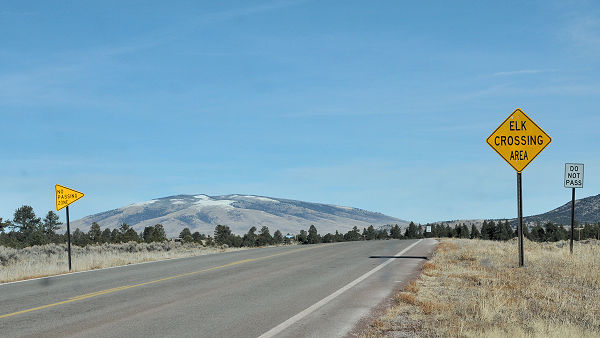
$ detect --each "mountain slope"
[522,193,600,226]
[71,194,408,237]
[433,194,600,228]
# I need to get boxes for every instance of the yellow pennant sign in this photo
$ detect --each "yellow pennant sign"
[55,184,85,211]
[486,108,552,172]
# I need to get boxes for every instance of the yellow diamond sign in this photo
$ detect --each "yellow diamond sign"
[486,108,552,172]
[55,184,85,211]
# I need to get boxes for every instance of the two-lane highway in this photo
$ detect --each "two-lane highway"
[0,239,436,337]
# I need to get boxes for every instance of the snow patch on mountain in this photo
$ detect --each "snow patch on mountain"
[71,194,409,237]
[129,200,158,207]
[192,199,235,209]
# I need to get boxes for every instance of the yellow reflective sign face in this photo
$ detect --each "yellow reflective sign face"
[55,184,85,211]
[486,108,552,172]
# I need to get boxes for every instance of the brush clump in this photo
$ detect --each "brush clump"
[362,238,600,337]
[0,242,241,283]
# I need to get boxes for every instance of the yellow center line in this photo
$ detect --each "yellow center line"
[0,246,316,320]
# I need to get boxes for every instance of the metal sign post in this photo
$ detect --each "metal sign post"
[486,108,552,267]
[66,205,72,270]
[517,172,524,266]
[564,163,584,254]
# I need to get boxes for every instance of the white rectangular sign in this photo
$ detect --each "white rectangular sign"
[426,225,432,233]
[564,163,584,188]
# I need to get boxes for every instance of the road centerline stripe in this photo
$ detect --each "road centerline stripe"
[0,246,316,320]
[258,239,424,338]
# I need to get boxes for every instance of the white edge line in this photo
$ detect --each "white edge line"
[258,239,425,338]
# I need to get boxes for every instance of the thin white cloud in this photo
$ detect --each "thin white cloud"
[493,69,557,77]
[200,0,310,24]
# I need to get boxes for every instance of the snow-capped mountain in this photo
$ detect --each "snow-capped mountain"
[70,194,408,237]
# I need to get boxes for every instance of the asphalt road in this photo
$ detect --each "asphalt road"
[0,239,436,337]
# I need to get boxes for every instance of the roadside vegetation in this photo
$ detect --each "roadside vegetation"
[362,238,600,337]
[2,205,599,284]
[0,242,238,283]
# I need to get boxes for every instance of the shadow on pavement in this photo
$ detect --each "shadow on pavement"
[369,255,429,260]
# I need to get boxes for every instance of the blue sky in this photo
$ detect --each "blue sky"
[2,0,599,224]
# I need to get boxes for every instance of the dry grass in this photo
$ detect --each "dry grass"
[363,238,600,337]
[0,242,245,283]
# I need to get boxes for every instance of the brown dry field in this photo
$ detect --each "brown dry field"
[0,242,245,283]
[361,238,600,337]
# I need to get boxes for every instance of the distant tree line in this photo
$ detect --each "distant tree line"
[422,220,600,243]
[0,205,170,248]
[2,205,600,249]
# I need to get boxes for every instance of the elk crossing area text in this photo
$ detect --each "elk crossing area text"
[486,108,552,173]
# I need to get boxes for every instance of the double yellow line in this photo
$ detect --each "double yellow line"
[0,246,315,320]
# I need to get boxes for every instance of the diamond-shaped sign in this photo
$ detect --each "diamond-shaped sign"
[486,108,552,172]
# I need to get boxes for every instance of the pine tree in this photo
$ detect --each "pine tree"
[377,228,388,240]
[445,225,454,238]
[214,225,233,246]
[530,223,545,242]
[364,225,377,240]
[243,226,258,247]
[470,224,480,239]
[522,224,531,240]
[192,231,205,243]
[297,229,308,244]
[180,227,193,242]
[230,235,243,247]
[322,233,334,243]
[404,222,418,239]
[307,225,321,244]
[13,205,43,244]
[42,211,62,241]
[123,228,141,242]
[334,230,344,242]
[481,220,496,240]
[0,218,11,233]
[111,228,121,243]
[344,226,361,241]
[151,224,167,242]
[496,220,513,241]
[273,229,283,244]
[143,226,155,243]
[460,224,470,239]
[119,223,132,237]
[88,222,102,243]
[101,228,112,243]
[257,226,273,246]
[390,224,402,239]
[72,228,89,246]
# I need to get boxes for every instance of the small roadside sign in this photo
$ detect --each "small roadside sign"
[486,108,552,172]
[55,184,85,211]
[54,184,84,271]
[564,163,584,254]
[564,163,584,188]
[426,226,432,233]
